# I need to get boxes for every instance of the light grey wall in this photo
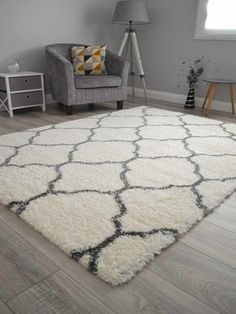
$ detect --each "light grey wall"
[0,0,119,87]
[116,0,236,101]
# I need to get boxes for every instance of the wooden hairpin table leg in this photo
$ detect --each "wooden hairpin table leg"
[202,84,213,110]
[205,83,216,116]
[229,84,235,114]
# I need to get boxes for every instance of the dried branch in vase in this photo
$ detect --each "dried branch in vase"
[187,59,204,89]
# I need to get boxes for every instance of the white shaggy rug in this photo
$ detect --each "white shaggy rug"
[0,106,236,286]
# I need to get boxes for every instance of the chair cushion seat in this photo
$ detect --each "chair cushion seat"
[74,75,122,89]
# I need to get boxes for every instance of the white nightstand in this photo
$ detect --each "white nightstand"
[0,71,46,117]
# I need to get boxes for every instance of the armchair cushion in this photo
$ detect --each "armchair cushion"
[72,45,107,75]
[75,75,122,89]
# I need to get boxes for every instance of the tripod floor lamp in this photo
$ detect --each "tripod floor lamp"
[112,1,150,103]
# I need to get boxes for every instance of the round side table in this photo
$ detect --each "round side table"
[202,78,236,115]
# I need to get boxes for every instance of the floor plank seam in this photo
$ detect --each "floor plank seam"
[204,220,236,235]
[0,213,61,270]
[9,283,58,314]
[5,269,60,305]
[2,302,14,314]
[0,296,14,314]
[58,269,117,313]
[178,240,236,272]
[145,267,221,314]
[19,274,62,314]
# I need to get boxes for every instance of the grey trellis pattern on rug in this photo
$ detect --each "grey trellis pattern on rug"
[0,106,236,285]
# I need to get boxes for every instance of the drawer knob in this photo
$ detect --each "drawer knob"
[24,79,28,83]
[26,95,30,99]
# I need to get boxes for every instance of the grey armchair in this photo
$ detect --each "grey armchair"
[45,43,130,115]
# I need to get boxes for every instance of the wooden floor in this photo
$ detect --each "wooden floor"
[0,98,236,314]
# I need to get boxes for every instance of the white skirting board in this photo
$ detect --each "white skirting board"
[0,91,232,114]
[128,87,233,113]
[39,91,233,114]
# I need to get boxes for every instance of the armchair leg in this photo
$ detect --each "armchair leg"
[88,103,95,110]
[58,103,64,108]
[65,106,73,115]
[117,101,124,110]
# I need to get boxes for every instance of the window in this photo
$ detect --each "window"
[195,0,236,40]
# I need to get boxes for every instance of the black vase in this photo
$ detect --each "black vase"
[185,88,195,109]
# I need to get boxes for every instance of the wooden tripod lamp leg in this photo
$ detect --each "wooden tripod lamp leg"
[229,84,235,114]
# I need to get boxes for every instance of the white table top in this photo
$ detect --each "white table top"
[0,71,43,78]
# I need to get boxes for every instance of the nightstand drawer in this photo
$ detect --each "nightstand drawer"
[9,75,42,91]
[11,91,43,108]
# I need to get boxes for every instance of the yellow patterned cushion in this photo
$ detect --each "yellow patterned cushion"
[72,45,107,75]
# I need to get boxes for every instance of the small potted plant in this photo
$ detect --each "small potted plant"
[185,59,204,109]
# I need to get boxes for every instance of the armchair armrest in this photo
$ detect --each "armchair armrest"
[46,46,75,105]
[106,51,130,87]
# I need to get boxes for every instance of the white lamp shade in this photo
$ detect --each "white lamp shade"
[112,0,150,25]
